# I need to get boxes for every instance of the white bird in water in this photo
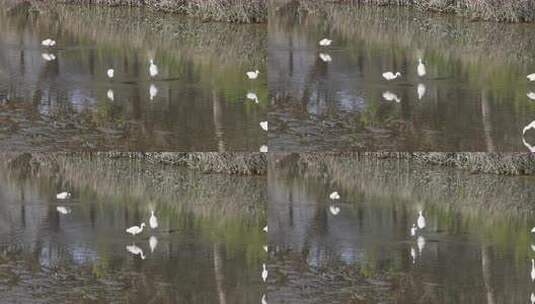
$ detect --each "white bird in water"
[56,206,71,215]
[260,121,268,132]
[531,227,535,233]
[382,71,401,80]
[329,191,340,200]
[417,58,426,77]
[56,192,71,200]
[417,210,426,229]
[410,224,417,237]
[383,91,401,103]
[319,53,332,63]
[410,247,416,264]
[246,70,260,80]
[107,69,114,79]
[126,223,146,236]
[531,292,535,304]
[41,53,56,61]
[247,92,259,103]
[329,205,340,216]
[149,210,158,229]
[41,38,56,47]
[261,263,268,282]
[263,225,268,232]
[260,145,268,153]
[531,259,535,281]
[417,235,426,255]
[417,83,426,100]
[263,245,268,253]
[531,244,535,252]
[107,89,115,101]
[262,294,267,304]
[528,92,535,101]
[149,59,158,78]
[319,38,332,46]
[527,73,535,81]
[149,84,158,101]
[126,244,146,260]
[149,236,158,253]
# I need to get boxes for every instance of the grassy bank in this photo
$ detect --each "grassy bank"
[47,0,267,23]
[275,0,535,23]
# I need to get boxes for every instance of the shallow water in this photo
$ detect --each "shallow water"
[0,2,267,151]
[0,155,266,303]
[268,156,535,303]
[269,5,535,152]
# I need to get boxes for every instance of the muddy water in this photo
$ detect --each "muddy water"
[268,155,535,303]
[0,2,267,151]
[0,155,267,303]
[269,5,535,152]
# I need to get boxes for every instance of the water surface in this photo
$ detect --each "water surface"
[0,2,267,151]
[269,4,535,151]
[268,155,535,303]
[0,155,266,303]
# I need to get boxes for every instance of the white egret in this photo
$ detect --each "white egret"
[531,292,535,304]
[126,223,146,236]
[56,206,71,215]
[382,71,401,80]
[523,121,535,152]
[417,210,426,229]
[56,192,71,200]
[263,245,268,252]
[329,205,340,216]
[527,73,535,81]
[417,58,426,77]
[329,191,340,200]
[383,91,401,103]
[528,92,535,101]
[260,121,268,132]
[247,70,260,80]
[149,84,158,101]
[126,244,146,260]
[107,69,114,79]
[261,263,268,282]
[319,53,332,63]
[531,259,535,281]
[532,227,535,233]
[410,224,417,237]
[319,38,332,46]
[410,247,416,264]
[531,244,535,252]
[417,235,426,255]
[260,145,268,153]
[263,225,268,232]
[149,210,158,229]
[149,59,158,77]
[417,83,426,100]
[107,89,115,101]
[41,39,56,47]
[247,92,259,103]
[262,294,267,304]
[149,236,158,253]
[41,53,56,61]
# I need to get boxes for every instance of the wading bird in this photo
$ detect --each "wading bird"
[382,71,401,81]
[56,192,71,200]
[107,69,114,79]
[417,58,426,77]
[527,73,535,81]
[149,210,158,229]
[260,121,268,132]
[41,39,56,47]
[262,294,267,304]
[528,92,535,101]
[149,59,158,77]
[260,145,268,153]
[126,244,146,259]
[383,91,401,103]
[261,263,268,282]
[247,70,260,80]
[126,223,146,236]
[263,225,268,232]
[56,206,71,215]
[329,191,340,200]
[532,259,535,281]
[263,245,268,252]
[319,38,332,46]
[410,224,417,237]
[417,210,426,229]
[247,92,259,103]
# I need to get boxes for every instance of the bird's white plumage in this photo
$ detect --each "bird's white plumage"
[261,263,268,282]
[417,58,426,77]
[528,92,535,101]
[319,53,332,62]
[246,70,260,80]
[319,38,332,46]
[262,294,267,304]
[247,92,259,103]
[41,39,56,47]
[527,73,535,81]
[56,206,71,215]
[532,259,535,282]
[417,83,426,100]
[107,89,115,101]
[149,84,158,101]
[383,91,401,103]
[41,53,56,61]
[263,245,268,252]
[263,225,268,232]
[260,145,268,153]
[329,205,340,216]
[260,121,268,132]
[382,71,401,80]
[126,244,146,259]
[126,223,146,236]
[417,210,426,229]
[149,210,158,229]
[329,191,340,200]
[107,69,114,79]
[149,59,158,77]
[56,192,71,200]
